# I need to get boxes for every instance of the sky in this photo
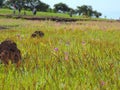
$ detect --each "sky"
[41,0,120,19]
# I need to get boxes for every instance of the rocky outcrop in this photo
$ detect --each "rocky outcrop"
[0,39,21,66]
[31,31,44,38]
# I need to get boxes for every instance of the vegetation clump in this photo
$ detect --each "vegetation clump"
[0,39,21,66]
[31,30,44,38]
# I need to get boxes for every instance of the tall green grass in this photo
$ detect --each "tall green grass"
[0,18,120,90]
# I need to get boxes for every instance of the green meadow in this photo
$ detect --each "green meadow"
[0,9,78,18]
[0,18,120,90]
[0,9,106,21]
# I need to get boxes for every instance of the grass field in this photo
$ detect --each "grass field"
[0,18,120,90]
[0,8,79,18]
[0,8,107,21]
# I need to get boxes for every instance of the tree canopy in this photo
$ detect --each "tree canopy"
[54,2,70,13]
[0,0,4,7]
[4,0,49,11]
[77,5,102,18]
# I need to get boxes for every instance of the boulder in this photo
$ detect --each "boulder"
[0,39,21,66]
[31,31,44,38]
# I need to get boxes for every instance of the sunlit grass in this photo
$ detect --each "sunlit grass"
[0,8,107,20]
[0,18,120,90]
[0,8,79,19]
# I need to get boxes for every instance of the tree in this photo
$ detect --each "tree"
[5,0,24,11]
[77,5,93,17]
[0,0,4,8]
[87,6,93,17]
[77,5,102,18]
[77,5,87,16]
[93,10,102,18]
[4,0,49,15]
[54,2,70,13]
[68,8,76,17]
[21,0,49,11]
[35,0,49,12]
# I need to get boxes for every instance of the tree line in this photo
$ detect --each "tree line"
[0,0,102,18]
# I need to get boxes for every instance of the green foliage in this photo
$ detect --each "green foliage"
[4,0,49,12]
[93,10,102,18]
[77,5,102,18]
[35,0,49,12]
[77,5,89,16]
[54,2,70,13]
[0,18,120,89]
[0,0,4,7]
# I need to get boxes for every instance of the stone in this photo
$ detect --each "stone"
[31,31,44,38]
[0,39,21,66]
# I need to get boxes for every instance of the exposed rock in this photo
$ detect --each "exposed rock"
[31,31,44,38]
[0,39,21,66]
